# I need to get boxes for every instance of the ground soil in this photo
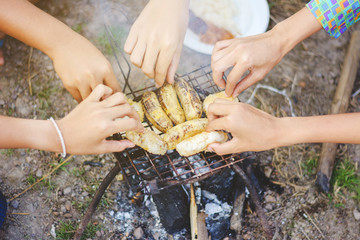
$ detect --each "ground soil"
[0,0,360,239]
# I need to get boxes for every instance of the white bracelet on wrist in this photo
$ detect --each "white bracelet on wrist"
[48,117,66,158]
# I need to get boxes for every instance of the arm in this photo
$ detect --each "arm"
[0,85,144,155]
[124,0,189,87]
[211,7,322,97]
[206,100,360,155]
[0,0,121,102]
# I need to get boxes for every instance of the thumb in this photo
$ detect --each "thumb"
[208,139,237,155]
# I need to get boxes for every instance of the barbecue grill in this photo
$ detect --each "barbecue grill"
[104,23,252,195]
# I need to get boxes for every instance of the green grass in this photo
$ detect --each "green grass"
[301,157,318,176]
[72,23,84,34]
[330,158,360,202]
[95,26,128,55]
[1,149,15,157]
[56,220,101,240]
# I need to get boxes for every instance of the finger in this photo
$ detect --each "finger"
[213,39,233,52]
[67,88,82,103]
[206,118,230,132]
[208,139,238,155]
[103,68,122,94]
[111,104,140,122]
[211,45,232,63]
[111,118,144,133]
[166,46,182,84]
[79,85,92,102]
[87,84,113,102]
[211,53,234,89]
[232,70,262,96]
[225,63,249,97]
[155,48,175,87]
[102,139,135,153]
[130,40,147,68]
[207,103,231,121]
[101,92,127,107]
[141,46,160,79]
[124,28,138,54]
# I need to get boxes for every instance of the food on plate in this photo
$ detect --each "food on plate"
[176,131,228,157]
[203,91,237,116]
[126,129,167,155]
[174,78,202,121]
[142,91,173,133]
[127,98,144,122]
[163,118,208,150]
[189,0,241,44]
[157,83,185,125]
[189,10,234,45]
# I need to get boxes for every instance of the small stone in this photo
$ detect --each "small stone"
[61,205,66,213]
[10,200,19,209]
[36,169,43,178]
[15,97,32,116]
[82,191,89,197]
[96,231,102,237]
[63,187,72,195]
[65,201,71,211]
[353,209,360,220]
[64,213,72,218]
[265,195,276,203]
[263,166,272,178]
[84,165,91,171]
[133,227,144,239]
[53,212,60,217]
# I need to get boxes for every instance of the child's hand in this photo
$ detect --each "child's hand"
[211,31,284,97]
[206,99,279,155]
[124,0,189,87]
[52,36,122,102]
[57,84,144,155]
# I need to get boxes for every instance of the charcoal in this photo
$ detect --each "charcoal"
[152,185,190,234]
[230,175,246,232]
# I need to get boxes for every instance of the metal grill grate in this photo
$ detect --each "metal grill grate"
[105,24,251,194]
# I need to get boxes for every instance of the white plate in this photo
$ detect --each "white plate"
[184,0,270,55]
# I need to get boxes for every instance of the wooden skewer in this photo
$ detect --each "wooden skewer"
[316,31,360,192]
[190,184,198,240]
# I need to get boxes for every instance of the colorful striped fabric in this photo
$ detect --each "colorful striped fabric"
[306,0,360,38]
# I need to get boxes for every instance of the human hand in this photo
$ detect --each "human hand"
[57,84,144,155]
[124,0,189,87]
[52,35,122,102]
[206,99,279,155]
[211,30,284,97]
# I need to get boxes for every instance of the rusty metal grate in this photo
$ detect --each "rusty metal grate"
[105,24,251,195]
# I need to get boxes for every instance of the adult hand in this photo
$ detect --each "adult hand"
[58,84,144,155]
[124,0,189,87]
[206,99,279,155]
[211,30,284,97]
[52,35,122,102]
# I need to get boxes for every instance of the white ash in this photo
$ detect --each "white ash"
[202,190,232,220]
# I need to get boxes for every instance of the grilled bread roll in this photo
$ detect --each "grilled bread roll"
[163,118,208,150]
[176,131,228,156]
[127,98,144,122]
[126,129,167,155]
[157,83,185,125]
[142,91,173,133]
[203,91,236,116]
[174,78,202,121]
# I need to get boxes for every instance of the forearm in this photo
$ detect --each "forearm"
[0,116,61,152]
[276,113,360,147]
[0,0,84,60]
[271,7,323,58]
